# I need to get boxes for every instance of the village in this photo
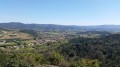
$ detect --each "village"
[0,30,66,50]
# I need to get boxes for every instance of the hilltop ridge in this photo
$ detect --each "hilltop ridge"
[0,22,120,32]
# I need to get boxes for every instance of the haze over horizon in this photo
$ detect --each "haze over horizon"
[0,0,120,25]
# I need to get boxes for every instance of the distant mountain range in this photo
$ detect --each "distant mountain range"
[0,22,120,32]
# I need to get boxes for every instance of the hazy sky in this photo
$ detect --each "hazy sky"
[0,0,120,25]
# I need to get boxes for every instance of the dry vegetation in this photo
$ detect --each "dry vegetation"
[0,31,33,40]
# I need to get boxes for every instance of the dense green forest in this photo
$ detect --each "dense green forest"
[58,34,120,67]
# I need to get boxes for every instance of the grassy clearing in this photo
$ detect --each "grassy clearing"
[0,42,17,47]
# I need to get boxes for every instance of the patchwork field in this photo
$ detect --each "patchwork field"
[0,31,33,40]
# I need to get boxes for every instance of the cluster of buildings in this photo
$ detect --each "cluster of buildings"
[0,32,74,50]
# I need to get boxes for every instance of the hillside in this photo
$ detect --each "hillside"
[58,34,120,67]
[0,22,82,31]
[0,22,120,32]
[0,22,120,67]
